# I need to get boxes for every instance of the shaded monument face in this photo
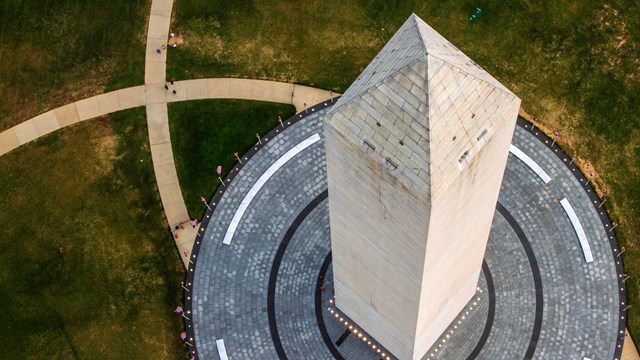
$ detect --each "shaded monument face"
[323,14,521,360]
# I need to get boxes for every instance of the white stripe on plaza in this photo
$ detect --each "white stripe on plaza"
[509,144,552,184]
[560,198,594,263]
[216,338,229,360]
[222,133,321,245]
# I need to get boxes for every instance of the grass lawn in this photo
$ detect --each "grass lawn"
[168,99,296,217]
[1,0,638,356]
[0,0,147,131]
[0,108,185,358]
[168,0,640,336]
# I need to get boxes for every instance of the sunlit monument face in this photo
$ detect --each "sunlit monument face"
[323,14,521,359]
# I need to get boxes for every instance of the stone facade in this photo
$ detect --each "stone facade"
[324,14,521,359]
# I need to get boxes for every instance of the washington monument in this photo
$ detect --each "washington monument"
[324,14,521,359]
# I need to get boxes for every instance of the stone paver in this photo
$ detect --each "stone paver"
[188,111,624,359]
[32,111,60,137]
[12,120,39,144]
[116,85,147,109]
[0,129,19,155]
[75,96,101,121]
[191,108,329,359]
[53,103,81,128]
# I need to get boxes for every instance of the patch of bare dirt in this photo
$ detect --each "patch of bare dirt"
[177,18,225,61]
[593,4,640,84]
[89,117,117,177]
[520,100,611,196]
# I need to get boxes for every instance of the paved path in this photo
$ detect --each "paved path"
[0,80,332,269]
[0,86,146,156]
[147,76,332,266]
[0,77,335,267]
[0,80,332,158]
[625,329,640,360]
[0,0,335,269]
[142,0,191,265]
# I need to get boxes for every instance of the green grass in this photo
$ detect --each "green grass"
[0,108,185,359]
[0,0,147,131]
[168,0,640,337]
[168,99,296,217]
[1,0,639,352]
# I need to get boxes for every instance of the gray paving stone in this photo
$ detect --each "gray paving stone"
[190,112,621,360]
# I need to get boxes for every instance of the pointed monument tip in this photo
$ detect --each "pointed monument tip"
[409,13,425,23]
[408,13,421,25]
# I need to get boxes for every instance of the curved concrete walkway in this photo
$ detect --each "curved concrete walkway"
[0,79,333,266]
[0,0,335,269]
[0,0,334,269]
[142,0,189,262]
[0,0,636,356]
[0,86,146,156]
[0,80,331,158]
[0,0,333,267]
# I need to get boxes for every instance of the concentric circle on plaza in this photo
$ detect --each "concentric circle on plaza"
[183,102,626,359]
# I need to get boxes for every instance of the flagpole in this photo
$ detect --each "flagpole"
[216,165,224,186]
[201,197,211,211]
[599,198,606,208]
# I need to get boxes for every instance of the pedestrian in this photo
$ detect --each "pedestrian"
[172,90,177,94]
[170,80,174,85]
[156,49,161,54]
[170,32,175,38]
[164,84,169,90]
[172,43,177,48]
[162,44,166,50]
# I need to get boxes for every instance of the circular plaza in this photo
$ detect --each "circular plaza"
[184,101,626,360]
